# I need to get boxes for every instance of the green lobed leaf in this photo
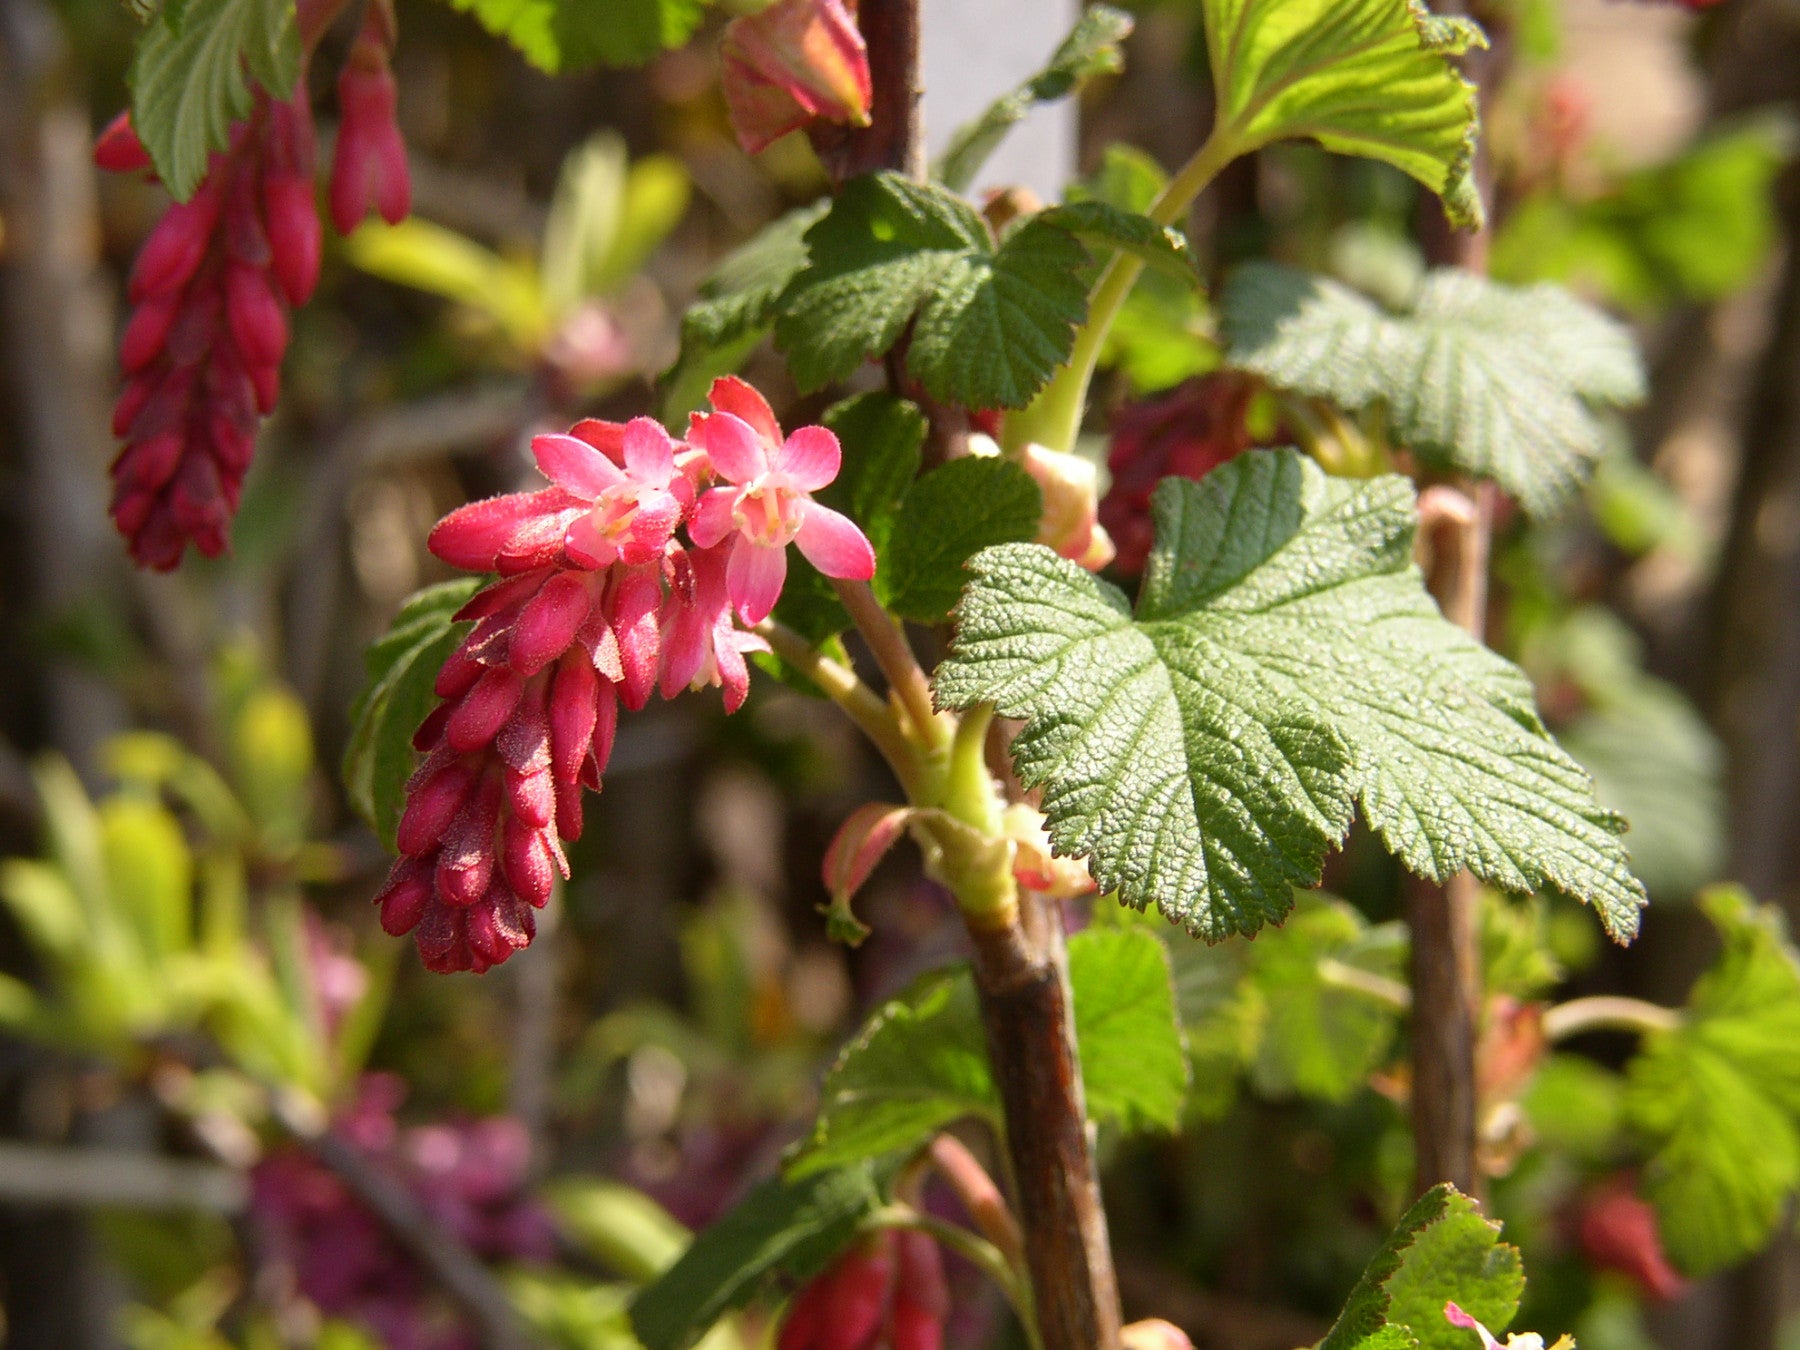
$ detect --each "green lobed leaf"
[662,203,828,421]
[1626,886,1800,1274]
[628,1161,883,1350]
[778,173,1185,410]
[935,451,1645,942]
[1245,894,1405,1101]
[1202,0,1486,229]
[127,0,299,200]
[1319,1184,1523,1350]
[342,580,481,850]
[877,456,1042,624]
[443,0,708,72]
[1033,201,1200,283]
[1222,263,1646,518]
[789,927,1187,1177]
[934,5,1135,192]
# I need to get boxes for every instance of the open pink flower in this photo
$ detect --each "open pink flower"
[533,416,687,568]
[687,376,875,625]
[659,544,768,713]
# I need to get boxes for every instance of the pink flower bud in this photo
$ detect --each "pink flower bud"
[467,886,534,965]
[128,181,223,302]
[1578,1180,1686,1304]
[720,0,872,155]
[501,817,557,905]
[548,654,600,785]
[1121,1320,1195,1350]
[505,766,555,830]
[94,111,153,174]
[398,760,477,857]
[330,45,411,234]
[225,262,289,368]
[375,857,434,935]
[510,571,595,676]
[119,293,179,373]
[264,175,323,306]
[447,667,525,753]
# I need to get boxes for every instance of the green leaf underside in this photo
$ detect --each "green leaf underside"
[128,0,299,200]
[789,928,1187,1177]
[880,457,1042,623]
[662,203,828,420]
[1627,887,1800,1274]
[444,0,707,72]
[778,173,1195,410]
[934,5,1134,193]
[628,1162,882,1350]
[1203,0,1486,230]
[935,451,1644,942]
[1319,1184,1523,1350]
[343,580,480,850]
[1223,263,1646,518]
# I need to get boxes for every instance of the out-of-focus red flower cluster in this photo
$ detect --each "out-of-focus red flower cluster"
[1576,1178,1687,1303]
[375,378,876,973]
[1099,373,1263,574]
[251,1075,554,1350]
[778,1230,950,1350]
[95,0,412,571]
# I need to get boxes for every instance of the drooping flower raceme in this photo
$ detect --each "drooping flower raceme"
[97,97,320,570]
[374,382,874,972]
[98,9,412,571]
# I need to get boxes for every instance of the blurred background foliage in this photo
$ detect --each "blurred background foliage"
[3,0,1800,1347]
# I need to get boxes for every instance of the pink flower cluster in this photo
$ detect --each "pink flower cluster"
[374,378,875,973]
[778,1231,949,1350]
[96,6,410,571]
[251,1075,553,1350]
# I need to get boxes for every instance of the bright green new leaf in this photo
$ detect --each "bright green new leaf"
[543,133,692,311]
[343,580,481,850]
[1319,1184,1523,1350]
[443,0,708,72]
[1203,0,1485,229]
[779,173,1191,409]
[789,928,1188,1177]
[934,5,1135,192]
[662,204,827,420]
[879,456,1041,624]
[1246,895,1405,1101]
[128,0,299,199]
[1626,887,1800,1274]
[347,220,550,350]
[935,451,1645,941]
[1223,263,1645,517]
[628,1162,883,1350]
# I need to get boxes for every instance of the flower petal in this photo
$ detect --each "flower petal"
[534,432,625,500]
[622,416,677,486]
[706,375,783,448]
[775,424,842,491]
[794,502,875,580]
[690,409,769,484]
[570,418,627,464]
[563,512,619,569]
[727,538,787,624]
[688,487,739,549]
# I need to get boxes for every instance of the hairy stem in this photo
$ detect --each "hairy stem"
[1542,995,1681,1043]
[1007,127,1239,454]
[831,577,949,752]
[755,618,923,795]
[927,1133,1027,1277]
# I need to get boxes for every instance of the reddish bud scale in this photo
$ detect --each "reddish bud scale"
[330,3,412,236]
[382,393,868,973]
[100,96,322,570]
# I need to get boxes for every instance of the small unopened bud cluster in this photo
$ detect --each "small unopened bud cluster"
[97,1,411,571]
[374,379,876,972]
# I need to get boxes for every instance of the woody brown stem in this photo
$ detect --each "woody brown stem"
[967,898,1124,1350]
